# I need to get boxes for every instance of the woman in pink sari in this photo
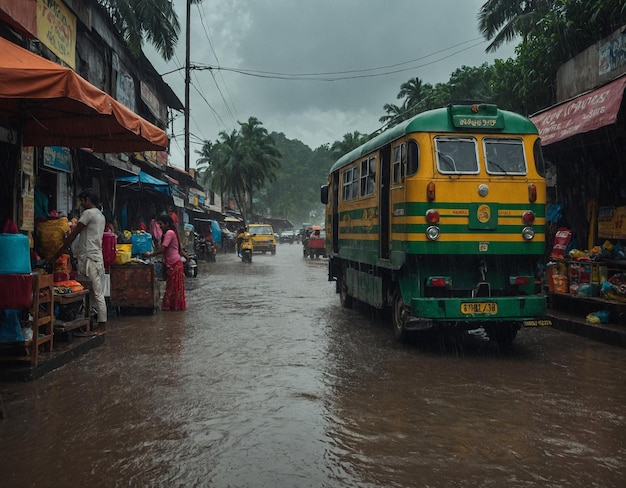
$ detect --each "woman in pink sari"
[145,214,186,311]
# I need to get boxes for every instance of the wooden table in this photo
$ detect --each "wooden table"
[54,289,91,333]
[109,263,160,314]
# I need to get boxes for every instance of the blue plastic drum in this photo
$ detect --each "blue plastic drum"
[0,233,31,274]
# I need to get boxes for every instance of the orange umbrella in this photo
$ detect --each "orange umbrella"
[0,36,168,152]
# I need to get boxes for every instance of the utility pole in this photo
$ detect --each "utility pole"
[184,0,191,172]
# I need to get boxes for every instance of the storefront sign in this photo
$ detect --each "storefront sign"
[105,153,140,175]
[614,206,626,240]
[57,172,69,216]
[140,81,161,118]
[37,0,76,69]
[43,146,71,172]
[173,196,184,208]
[21,196,34,232]
[531,76,626,146]
[598,206,614,239]
[599,32,626,75]
[0,126,17,144]
[21,146,34,176]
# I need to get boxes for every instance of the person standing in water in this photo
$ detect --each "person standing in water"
[52,188,107,332]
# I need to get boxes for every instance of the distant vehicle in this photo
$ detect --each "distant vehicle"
[247,224,277,254]
[279,230,296,244]
[303,226,326,259]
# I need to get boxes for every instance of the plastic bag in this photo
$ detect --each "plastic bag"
[586,310,610,324]
[0,309,25,342]
[36,217,69,260]
[550,228,572,259]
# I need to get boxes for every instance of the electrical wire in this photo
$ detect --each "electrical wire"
[196,3,238,125]
[191,38,488,81]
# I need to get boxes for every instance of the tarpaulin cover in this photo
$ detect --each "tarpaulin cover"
[530,75,626,146]
[116,171,171,195]
[0,273,33,309]
[0,36,168,152]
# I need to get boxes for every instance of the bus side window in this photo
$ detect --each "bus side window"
[406,141,419,176]
[393,144,406,183]
[360,157,376,196]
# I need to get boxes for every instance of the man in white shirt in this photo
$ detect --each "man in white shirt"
[53,188,107,332]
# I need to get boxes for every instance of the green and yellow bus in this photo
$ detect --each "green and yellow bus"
[321,103,551,346]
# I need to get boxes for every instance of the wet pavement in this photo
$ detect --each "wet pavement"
[1,243,625,487]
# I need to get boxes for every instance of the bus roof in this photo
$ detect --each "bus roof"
[329,104,538,174]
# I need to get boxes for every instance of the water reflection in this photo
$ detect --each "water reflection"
[323,304,626,487]
[0,244,625,487]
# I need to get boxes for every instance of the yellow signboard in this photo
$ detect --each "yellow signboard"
[21,196,34,232]
[614,206,626,239]
[597,206,614,239]
[37,0,76,69]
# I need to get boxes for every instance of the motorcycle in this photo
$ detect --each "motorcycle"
[182,251,198,278]
[195,233,217,262]
[238,232,253,263]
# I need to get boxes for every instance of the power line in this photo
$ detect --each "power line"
[196,3,238,125]
[191,38,487,81]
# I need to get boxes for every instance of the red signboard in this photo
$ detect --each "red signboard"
[530,75,626,146]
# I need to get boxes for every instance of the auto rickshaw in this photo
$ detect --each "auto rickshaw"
[303,225,326,259]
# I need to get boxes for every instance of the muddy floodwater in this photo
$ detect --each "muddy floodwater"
[1,243,625,487]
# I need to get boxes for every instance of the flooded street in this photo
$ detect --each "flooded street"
[1,243,625,487]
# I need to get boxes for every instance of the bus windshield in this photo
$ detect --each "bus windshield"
[435,137,479,174]
[484,138,527,175]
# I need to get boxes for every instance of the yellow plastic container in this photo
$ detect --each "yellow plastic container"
[116,243,132,253]
[114,250,131,264]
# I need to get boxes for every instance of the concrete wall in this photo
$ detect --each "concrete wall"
[557,26,626,101]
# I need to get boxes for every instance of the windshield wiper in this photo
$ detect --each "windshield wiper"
[486,159,510,175]
[437,151,457,172]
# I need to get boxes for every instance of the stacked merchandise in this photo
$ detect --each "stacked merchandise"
[0,233,33,342]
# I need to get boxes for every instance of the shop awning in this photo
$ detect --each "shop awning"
[530,75,626,146]
[115,171,170,195]
[0,36,168,152]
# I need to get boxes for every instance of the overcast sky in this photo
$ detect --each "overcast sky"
[145,0,518,169]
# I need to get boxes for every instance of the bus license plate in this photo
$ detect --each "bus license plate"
[461,302,498,314]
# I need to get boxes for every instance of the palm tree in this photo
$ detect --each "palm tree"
[397,77,425,108]
[379,101,409,128]
[238,117,281,219]
[330,131,370,161]
[197,117,281,222]
[98,0,204,60]
[478,0,555,53]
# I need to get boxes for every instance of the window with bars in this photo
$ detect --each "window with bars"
[342,166,360,201]
[360,157,376,197]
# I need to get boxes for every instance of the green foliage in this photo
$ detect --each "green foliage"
[378,1,626,121]
[330,131,371,160]
[196,117,281,222]
[259,133,333,224]
[97,0,184,60]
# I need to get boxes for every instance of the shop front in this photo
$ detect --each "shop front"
[531,74,626,325]
[0,37,168,369]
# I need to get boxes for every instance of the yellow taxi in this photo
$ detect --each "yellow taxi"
[247,224,276,254]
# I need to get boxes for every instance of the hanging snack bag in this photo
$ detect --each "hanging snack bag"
[550,228,572,259]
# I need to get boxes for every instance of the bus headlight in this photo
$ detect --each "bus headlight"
[426,226,440,241]
[522,226,535,240]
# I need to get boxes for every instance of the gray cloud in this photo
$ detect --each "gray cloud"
[147,0,517,167]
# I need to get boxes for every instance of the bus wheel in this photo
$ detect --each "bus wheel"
[392,290,409,342]
[339,273,353,309]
